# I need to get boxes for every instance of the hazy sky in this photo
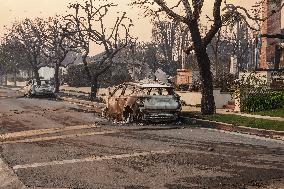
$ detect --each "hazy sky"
[0,0,258,35]
[0,0,259,54]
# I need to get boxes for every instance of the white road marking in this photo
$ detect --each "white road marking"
[201,128,284,144]
[0,124,101,141]
[13,150,171,170]
[0,96,11,99]
[0,130,117,145]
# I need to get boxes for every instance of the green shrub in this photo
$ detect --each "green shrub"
[242,91,284,112]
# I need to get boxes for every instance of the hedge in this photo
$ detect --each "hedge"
[242,91,284,112]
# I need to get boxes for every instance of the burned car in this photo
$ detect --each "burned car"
[104,82,181,122]
[23,79,55,97]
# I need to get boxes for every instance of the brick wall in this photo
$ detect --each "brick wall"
[260,0,282,69]
[176,69,193,85]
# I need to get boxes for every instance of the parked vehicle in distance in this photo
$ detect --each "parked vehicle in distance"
[23,79,55,97]
[104,82,182,123]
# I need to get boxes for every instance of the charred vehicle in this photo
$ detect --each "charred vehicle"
[23,79,55,97]
[104,82,182,122]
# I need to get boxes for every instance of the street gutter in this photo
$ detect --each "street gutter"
[57,96,105,114]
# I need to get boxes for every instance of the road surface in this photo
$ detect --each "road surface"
[0,88,284,189]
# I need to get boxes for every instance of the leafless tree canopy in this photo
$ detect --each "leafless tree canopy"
[4,18,48,84]
[64,0,133,99]
[43,16,79,92]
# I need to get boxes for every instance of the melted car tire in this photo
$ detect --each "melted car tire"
[27,91,33,98]
[123,106,134,123]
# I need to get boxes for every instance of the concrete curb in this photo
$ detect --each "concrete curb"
[0,86,22,91]
[58,96,105,113]
[0,158,26,189]
[183,117,284,141]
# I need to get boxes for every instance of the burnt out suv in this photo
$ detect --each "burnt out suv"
[104,82,182,123]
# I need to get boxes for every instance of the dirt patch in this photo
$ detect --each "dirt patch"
[0,119,31,134]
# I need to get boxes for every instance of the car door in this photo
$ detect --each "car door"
[23,80,32,95]
[107,86,124,119]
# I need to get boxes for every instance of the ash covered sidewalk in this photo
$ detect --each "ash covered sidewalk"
[182,106,284,122]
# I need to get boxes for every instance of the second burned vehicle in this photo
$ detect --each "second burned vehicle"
[104,82,182,123]
[22,79,55,98]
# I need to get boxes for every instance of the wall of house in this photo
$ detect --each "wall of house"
[6,81,27,87]
[39,67,55,80]
[38,67,67,80]
[177,90,233,109]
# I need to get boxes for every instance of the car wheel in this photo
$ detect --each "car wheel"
[27,91,33,98]
[123,106,134,123]
[133,110,143,122]
[51,93,57,98]
[101,107,108,118]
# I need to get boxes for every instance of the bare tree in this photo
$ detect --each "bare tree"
[44,16,78,93]
[65,0,133,100]
[132,0,282,115]
[152,21,178,63]
[6,18,47,85]
[152,20,191,75]
[0,37,30,86]
[132,0,226,114]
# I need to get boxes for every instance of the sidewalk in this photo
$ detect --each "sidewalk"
[0,85,23,91]
[217,109,284,122]
[182,106,284,122]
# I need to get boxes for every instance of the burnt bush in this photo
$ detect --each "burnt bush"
[214,73,236,92]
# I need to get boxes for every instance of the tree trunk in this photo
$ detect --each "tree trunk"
[214,53,219,77]
[54,64,60,93]
[33,67,41,85]
[13,69,17,87]
[28,69,32,79]
[4,74,8,86]
[196,48,216,115]
[82,57,97,100]
[90,76,98,100]
[188,20,216,115]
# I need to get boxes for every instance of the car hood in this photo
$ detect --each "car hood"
[142,95,180,110]
[34,85,54,91]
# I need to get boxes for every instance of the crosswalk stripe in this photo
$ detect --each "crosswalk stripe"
[0,124,100,141]
[0,130,116,145]
[13,150,171,170]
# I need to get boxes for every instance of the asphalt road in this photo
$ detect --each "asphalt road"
[0,88,284,189]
